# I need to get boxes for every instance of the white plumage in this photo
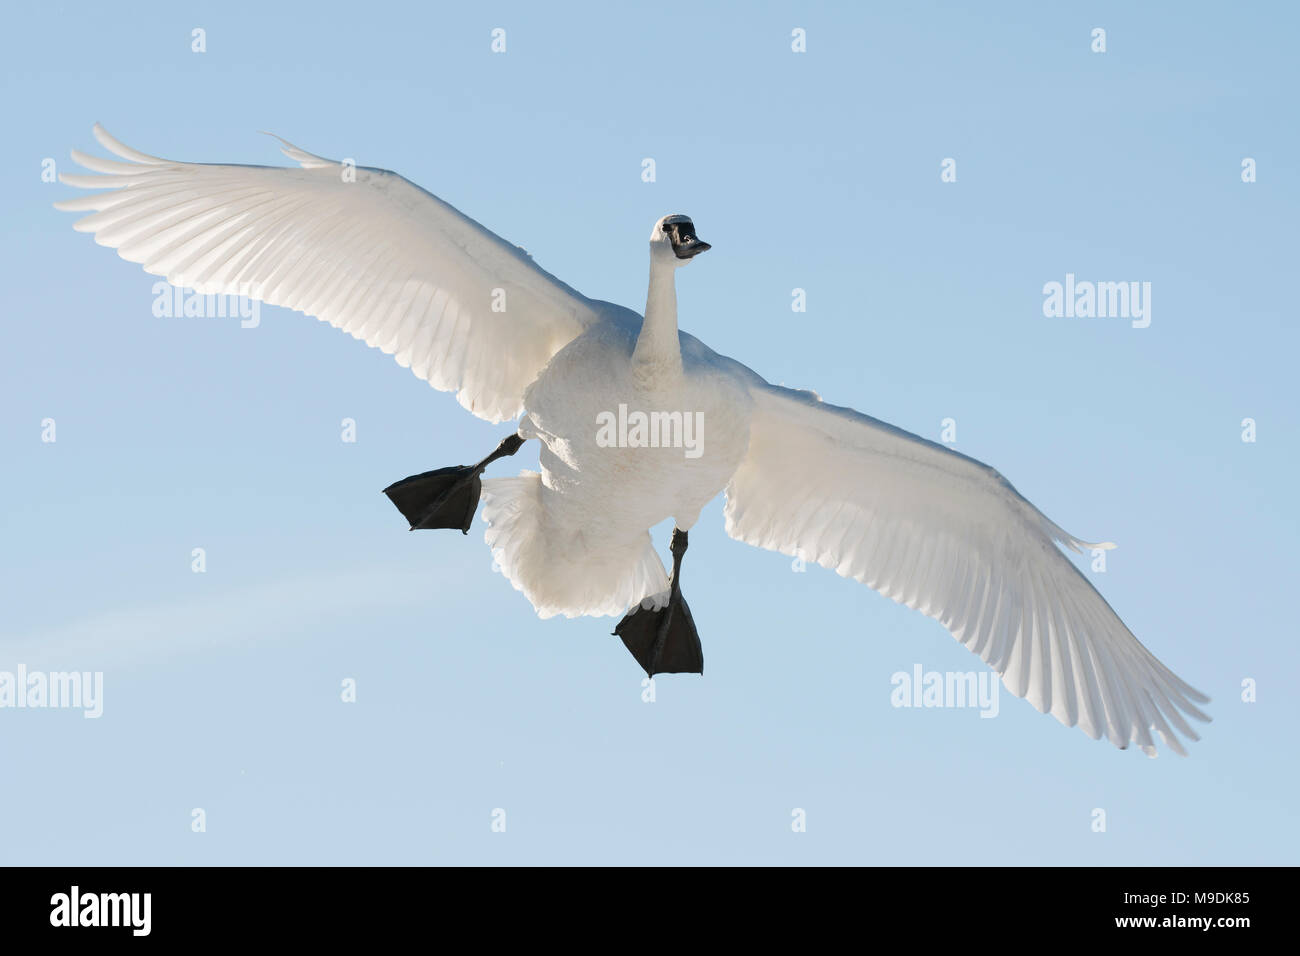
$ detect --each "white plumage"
[57,126,1210,756]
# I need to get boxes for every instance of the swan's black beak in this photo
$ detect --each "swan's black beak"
[674,237,711,259]
[663,215,711,260]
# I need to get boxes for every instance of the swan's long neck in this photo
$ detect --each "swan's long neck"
[631,256,682,387]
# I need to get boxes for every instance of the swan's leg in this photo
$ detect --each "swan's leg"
[382,433,525,534]
[614,528,704,677]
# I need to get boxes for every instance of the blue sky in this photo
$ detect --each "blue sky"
[2,1,1296,864]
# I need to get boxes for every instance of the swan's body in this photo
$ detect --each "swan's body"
[505,318,751,618]
[56,126,1210,756]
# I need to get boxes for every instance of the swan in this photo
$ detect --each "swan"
[55,125,1210,756]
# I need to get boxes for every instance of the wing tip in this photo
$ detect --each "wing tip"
[89,123,169,164]
[257,130,336,169]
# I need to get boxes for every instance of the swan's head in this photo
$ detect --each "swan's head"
[650,214,711,266]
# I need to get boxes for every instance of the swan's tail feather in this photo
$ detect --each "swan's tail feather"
[481,473,669,619]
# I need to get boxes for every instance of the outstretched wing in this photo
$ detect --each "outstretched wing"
[56,125,604,422]
[724,382,1210,756]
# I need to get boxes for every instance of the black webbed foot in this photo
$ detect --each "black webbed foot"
[615,593,703,677]
[615,527,702,676]
[382,466,481,534]
[383,433,524,534]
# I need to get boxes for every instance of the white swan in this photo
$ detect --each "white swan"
[56,126,1209,755]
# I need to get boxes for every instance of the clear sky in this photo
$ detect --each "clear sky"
[2,1,1296,864]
